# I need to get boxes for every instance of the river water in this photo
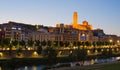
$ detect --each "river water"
[0,57,120,70]
[15,65,44,70]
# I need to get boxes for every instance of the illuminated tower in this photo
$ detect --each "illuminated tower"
[73,12,78,25]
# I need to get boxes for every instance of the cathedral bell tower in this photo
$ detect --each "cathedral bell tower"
[73,12,78,26]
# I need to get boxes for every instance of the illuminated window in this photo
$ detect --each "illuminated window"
[80,33,86,40]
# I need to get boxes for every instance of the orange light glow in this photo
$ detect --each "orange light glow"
[0,52,3,57]
[32,51,38,57]
[72,12,92,30]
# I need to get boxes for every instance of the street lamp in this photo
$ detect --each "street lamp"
[109,39,113,58]
[117,40,120,46]
[9,38,12,50]
[109,39,112,42]
[116,40,120,54]
[109,39,113,48]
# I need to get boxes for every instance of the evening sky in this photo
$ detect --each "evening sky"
[0,0,120,36]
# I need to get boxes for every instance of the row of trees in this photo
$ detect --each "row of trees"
[73,41,115,47]
[0,38,119,64]
[0,38,116,49]
[42,40,117,62]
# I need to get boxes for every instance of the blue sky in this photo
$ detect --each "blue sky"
[0,0,120,36]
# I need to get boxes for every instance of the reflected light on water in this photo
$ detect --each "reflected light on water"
[0,66,2,70]
[116,57,120,60]
[32,66,37,70]
[25,66,28,70]
[91,59,95,64]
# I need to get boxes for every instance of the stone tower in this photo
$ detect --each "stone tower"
[73,12,78,25]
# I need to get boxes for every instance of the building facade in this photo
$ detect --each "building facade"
[0,12,120,46]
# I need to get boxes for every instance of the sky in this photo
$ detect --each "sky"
[0,0,120,36]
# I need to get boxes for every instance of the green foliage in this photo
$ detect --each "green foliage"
[85,41,91,46]
[43,47,57,58]
[73,41,77,46]
[70,48,87,61]
[59,41,64,47]
[41,40,46,46]
[12,40,18,46]
[53,41,59,47]
[17,47,22,56]
[36,45,42,55]
[19,40,25,46]
[0,39,4,48]
[92,42,96,47]
[27,40,34,47]
[35,40,40,46]
[81,42,85,46]
[101,48,113,58]
[3,38,10,46]
[47,40,51,47]
[64,41,70,47]
[76,41,82,47]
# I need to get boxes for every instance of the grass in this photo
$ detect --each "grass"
[50,62,120,70]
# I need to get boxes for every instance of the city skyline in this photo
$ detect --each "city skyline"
[0,0,120,36]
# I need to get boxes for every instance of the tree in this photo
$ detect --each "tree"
[104,41,109,46]
[41,40,46,46]
[70,48,87,62]
[43,47,57,58]
[36,45,42,55]
[0,38,4,48]
[27,40,34,47]
[59,41,64,47]
[81,42,87,64]
[85,41,91,47]
[43,47,58,64]
[19,40,25,46]
[77,41,82,48]
[53,41,59,47]
[108,48,113,58]
[64,41,70,47]
[101,48,112,58]
[92,42,96,52]
[3,38,10,47]
[73,41,77,47]
[19,40,25,49]
[8,43,13,56]
[47,40,52,47]
[12,40,18,47]
[35,40,40,46]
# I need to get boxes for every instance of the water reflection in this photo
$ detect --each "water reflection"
[91,59,94,64]
[80,56,120,66]
[0,66,2,70]
[24,66,28,70]
[32,66,37,70]
[1,56,120,70]
[116,56,120,60]
[16,66,43,70]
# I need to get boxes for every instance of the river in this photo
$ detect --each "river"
[0,57,120,70]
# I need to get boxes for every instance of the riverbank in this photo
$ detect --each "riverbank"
[0,56,72,68]
[48,61,120,70]
[0,56,120,70]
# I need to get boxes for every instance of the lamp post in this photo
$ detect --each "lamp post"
[116,40,120,53]
[117,40,120,46]
[109,39,113,58]
[9,38,12,56]
[10,38,12,50]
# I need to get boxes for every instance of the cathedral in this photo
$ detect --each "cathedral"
[56,12,92,30]
[72,12,92,30]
